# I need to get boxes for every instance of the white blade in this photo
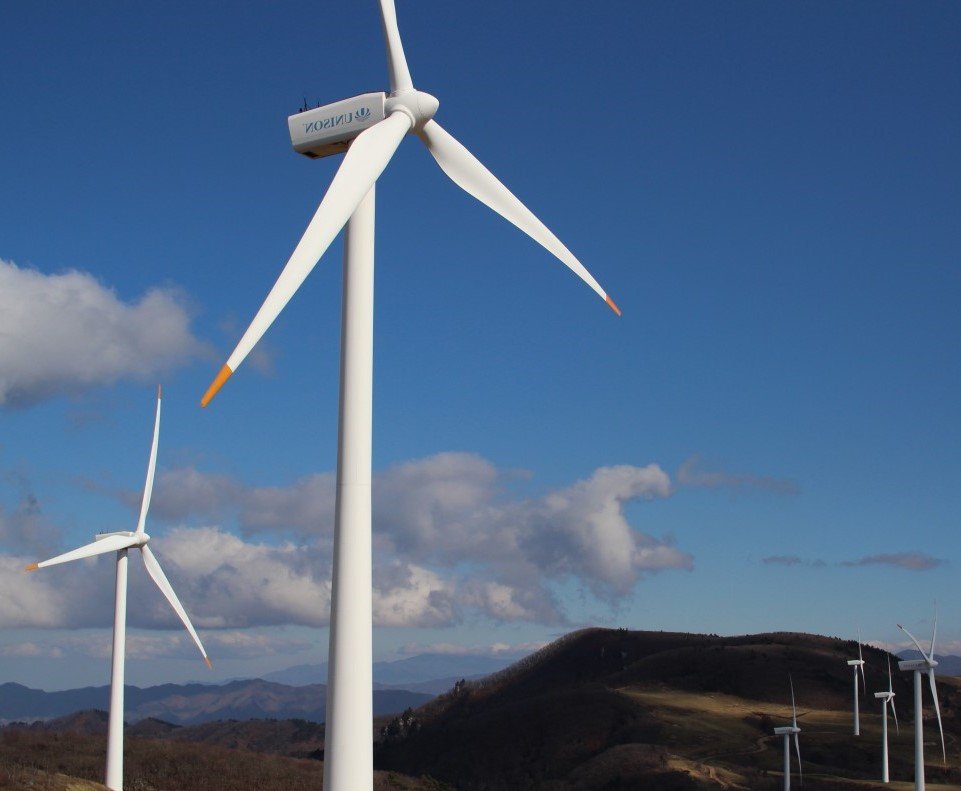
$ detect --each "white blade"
[927,668,945,764]
[930,602,938,662]
[416,119,621,316]
[26,534,139,570]
[135,385,162,536]
[201,112,412,407]
[140,545,211,668]
[794,732,802,786]
[378,0,413,93]
[857,628,863,663]
[790,674,797,728]
[859,661,866,695]
[897,622,929,659]
[887,655,899,734]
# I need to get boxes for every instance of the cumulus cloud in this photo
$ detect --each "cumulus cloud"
[678,455,799,495]
[0,258,208,408]
[137,454,690,607]
[840,552,945,571]
[6,455,692,630]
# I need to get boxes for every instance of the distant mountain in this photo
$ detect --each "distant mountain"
[262,652,517,687]
[0,678,430,726]
[896,649,961,676]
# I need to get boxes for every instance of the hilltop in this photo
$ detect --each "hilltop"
[374,628,961,789]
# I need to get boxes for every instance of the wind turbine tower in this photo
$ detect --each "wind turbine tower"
[847,629,867,735]
[25,388,210,791]
[874,654,899,784]
[773,675,803,791]
[200,2,619,790]
[898,608,946,791]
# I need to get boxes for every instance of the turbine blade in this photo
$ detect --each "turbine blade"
[897,623,929,659]
[794,732,802,786]
[140,545,212,668]
[790,674,797,728]
[927,668,945,764]
[26,534,139,570]
[416,119,620,316]
[930,601,938,662]
[887,654,893,693]
[891,693,899,735]
[378,0,413,93]
[201,112,412,407]
[857,628,863,663]
[135,386,162,536]
[859,661,866,696]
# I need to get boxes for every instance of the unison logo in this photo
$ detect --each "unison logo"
[303,106,372,135]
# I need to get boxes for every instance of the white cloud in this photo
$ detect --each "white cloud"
[9,455,692,630]
[0,258,208,407]
[397,640,547,657]
[142,455,689,599]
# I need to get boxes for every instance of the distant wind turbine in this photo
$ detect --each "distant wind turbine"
[874,654,899,784]
[25,387,210,791]
[847,628,867,735]
[898,605,946,791]
[199,1,619,790]
[773,675,803,791]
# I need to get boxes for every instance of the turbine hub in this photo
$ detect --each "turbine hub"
[385,89,439,130]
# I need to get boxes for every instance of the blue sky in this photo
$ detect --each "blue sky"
[1,0,959,689]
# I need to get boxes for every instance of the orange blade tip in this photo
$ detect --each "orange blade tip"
[605,295,622,317]
[201,364,233,408]
[204,656,213,670]
[25,563,38,572]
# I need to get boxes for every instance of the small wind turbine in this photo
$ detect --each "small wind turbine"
[874,654,899,784]
[25,387,210,791]
[200,2,618,790]
[847,628,867,735]
[898,606,946,791]
[773,675,803,791]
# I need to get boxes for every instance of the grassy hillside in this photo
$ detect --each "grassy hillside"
[0,727,446,790]
[375,628,961,789]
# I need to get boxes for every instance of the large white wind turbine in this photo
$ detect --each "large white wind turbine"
[847,628,867,735]
[874,654,899,784]
[773,675,803,791]
[898,607,946,791]
[200,2,619,790]
[26,387,210,791]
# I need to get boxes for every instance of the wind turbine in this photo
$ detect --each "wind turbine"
[898,607,946,791]
[847,628,867,735]
[773,675,802,791]
[200,2,619,790]
[874,654,899,784]
[25,387,210,791]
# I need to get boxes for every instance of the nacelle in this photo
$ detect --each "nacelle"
[288,92,387,159]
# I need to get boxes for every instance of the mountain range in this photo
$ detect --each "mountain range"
[0,678,430,726]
